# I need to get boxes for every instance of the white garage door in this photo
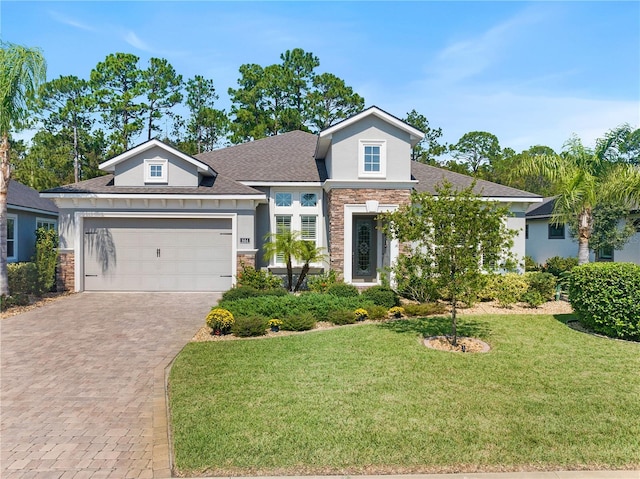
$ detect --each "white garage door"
[83,217,233,291]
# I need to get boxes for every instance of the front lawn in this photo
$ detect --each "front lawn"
[169,314,640,476]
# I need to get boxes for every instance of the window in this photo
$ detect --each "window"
[275,192,292,207]
[301,216,317,244]
[144,158,168,183]
[274,215,291,263]
[36,218,57,231]
[6,215,16,261]
[359,140,386,177]
[548,223,565,239]
[525,224,529,240]
[597,246,614,262]
[364,145,380,172]
[301,193,317,207]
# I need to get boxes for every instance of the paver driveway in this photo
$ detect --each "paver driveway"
[1,292,217,479]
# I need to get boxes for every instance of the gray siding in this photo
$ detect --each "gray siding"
[7,207,58,262]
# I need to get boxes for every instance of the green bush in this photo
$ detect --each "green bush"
[568,263,640,341]
[307,270,339,293]
[521,290,546,308]
[361,285,399,308]
[368,305,389,320]
[403,302,447,317]
[231,316,268,337]
[524,255,540,272]
[481,273,528,308]
[392,254,440,303]
[236,264,282,290]
[326,282,360,298]
[7,262,40,296]
[542,256,579,278]
[34,227,58,293]
[221,286,287,302]
[282,312,316,331]
[1,292,30,310]
[524,272,557,301]
[328,309,357,325]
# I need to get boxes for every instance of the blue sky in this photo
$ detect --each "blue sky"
[2,1,639,153]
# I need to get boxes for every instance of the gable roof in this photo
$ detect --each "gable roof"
[526,197,557,218]
[8,180,58,214]
[197,130,323,183]
[411,161,542,200]
[100,139,215,176]
[315,106,424,160]
[42,173,263,196]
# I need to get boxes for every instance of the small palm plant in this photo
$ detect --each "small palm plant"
[293,240,326,292]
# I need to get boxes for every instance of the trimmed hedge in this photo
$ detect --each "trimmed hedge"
[221,286,287,302]
[361,285,400,308]
[568,262,640,341]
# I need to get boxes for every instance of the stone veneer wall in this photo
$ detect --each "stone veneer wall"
[237,252,256,272]
[327,188,411,276]
[57,251,75,292]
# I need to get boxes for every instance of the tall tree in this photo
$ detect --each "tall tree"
[228,63,270,143]
[280,48,319,130]
[596,124,640,166]
[450,131,501,176]
[0,41,47,295]
[90,52,144,155]
[34,75,93,182]
[142,57,183,141]
[404,109,447,164]
[308,73,364,132]
[498,145,556,196]
[381,182,517,346]
[518,133,640,264]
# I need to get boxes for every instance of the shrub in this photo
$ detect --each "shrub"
[361,285,399,308]
[391,254,440,303]
[326,282,360,298]
[205,308,235,334]
[388,306,405,318]
[328,309,357,325]
[1,293,30,310]
[494,274,529,308]
[236,264,282,290]
[354,308,368,321]
[221,286,287,302]
[34,227,59,293]
[7,262,40,296]
[231,316,268,337]
[282,312,316,331]
[368,305,389,320]
[524,272,557,301]
[542,256,579,278]
[307,270,339,293]
[521,290,546,308]
[403,302,447,317]
[524,255,540,272]
[568,263,640,341]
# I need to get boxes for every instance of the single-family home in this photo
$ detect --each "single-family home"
[6,179,59,263]
[525,197,640,265]
[42,106,541,292]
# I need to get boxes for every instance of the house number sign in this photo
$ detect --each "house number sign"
[240,237,250,244]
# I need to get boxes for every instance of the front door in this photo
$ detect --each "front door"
[352,216,377,282]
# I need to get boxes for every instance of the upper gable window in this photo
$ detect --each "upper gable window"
[359,140,386,178]
[144,158,168,183]
[275,192,293,207]
[301,193,317,207]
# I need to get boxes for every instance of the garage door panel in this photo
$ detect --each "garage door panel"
[83,218,233,292]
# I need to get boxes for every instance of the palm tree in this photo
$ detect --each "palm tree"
[518,135,640,264]
[262,230,302,291]
[0,42,47,295]
[293,240,326,292]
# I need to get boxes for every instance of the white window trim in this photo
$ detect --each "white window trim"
[6,213,17,262]
[144,157,168,183]
[36,217,57,230]
[300,215,318,245]
[359,140,386,178]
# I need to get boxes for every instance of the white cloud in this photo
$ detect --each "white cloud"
[49,10,95,32]
[123,31,153,53]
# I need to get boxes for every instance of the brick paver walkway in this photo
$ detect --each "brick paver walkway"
[1,292,217,479]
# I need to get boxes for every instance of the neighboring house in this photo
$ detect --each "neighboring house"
[42,106,541,292]
[525,197,640,265]
[6,179,59,263]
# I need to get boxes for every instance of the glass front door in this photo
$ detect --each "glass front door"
[352,216,377,282]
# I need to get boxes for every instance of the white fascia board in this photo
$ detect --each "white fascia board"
[319,107,424,142]
[8,204,59,216]
[323,179,418,191]
[40,192,266,201]
[241,181,323,187]
[100,139,214,176]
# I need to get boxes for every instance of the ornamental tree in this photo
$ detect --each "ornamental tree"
[380,181,517,345]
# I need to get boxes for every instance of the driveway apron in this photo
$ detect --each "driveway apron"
[1,292,217,479]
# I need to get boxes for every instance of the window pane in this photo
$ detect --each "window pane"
[301,216,316,241]
[7,218,14,240]
[364,145,380,172]
[150,164,162,177]
[275,192,292,207]
[275,215,291,263]
[301,193,317,207]
[548,223,565,239]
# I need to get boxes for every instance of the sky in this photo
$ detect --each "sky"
[2,0,639,154]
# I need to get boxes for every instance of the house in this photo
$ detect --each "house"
[525,197,640,265]
[6,179,59,263]
[42,106,541,292]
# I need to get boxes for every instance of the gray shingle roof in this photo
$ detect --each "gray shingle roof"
[8,180,58,213]
[411,161,541,199]
[42,174,263,196]
[197,130,322,182]
[526,197,557,217]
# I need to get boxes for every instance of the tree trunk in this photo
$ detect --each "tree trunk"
[73,124,79,183]
[286,257,293,292]
[450,297,458,347]
[294,263,310,292]
[0,133,11,295]
[577,209,592,265]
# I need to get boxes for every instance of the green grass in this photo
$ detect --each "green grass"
[169,314,640,476]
